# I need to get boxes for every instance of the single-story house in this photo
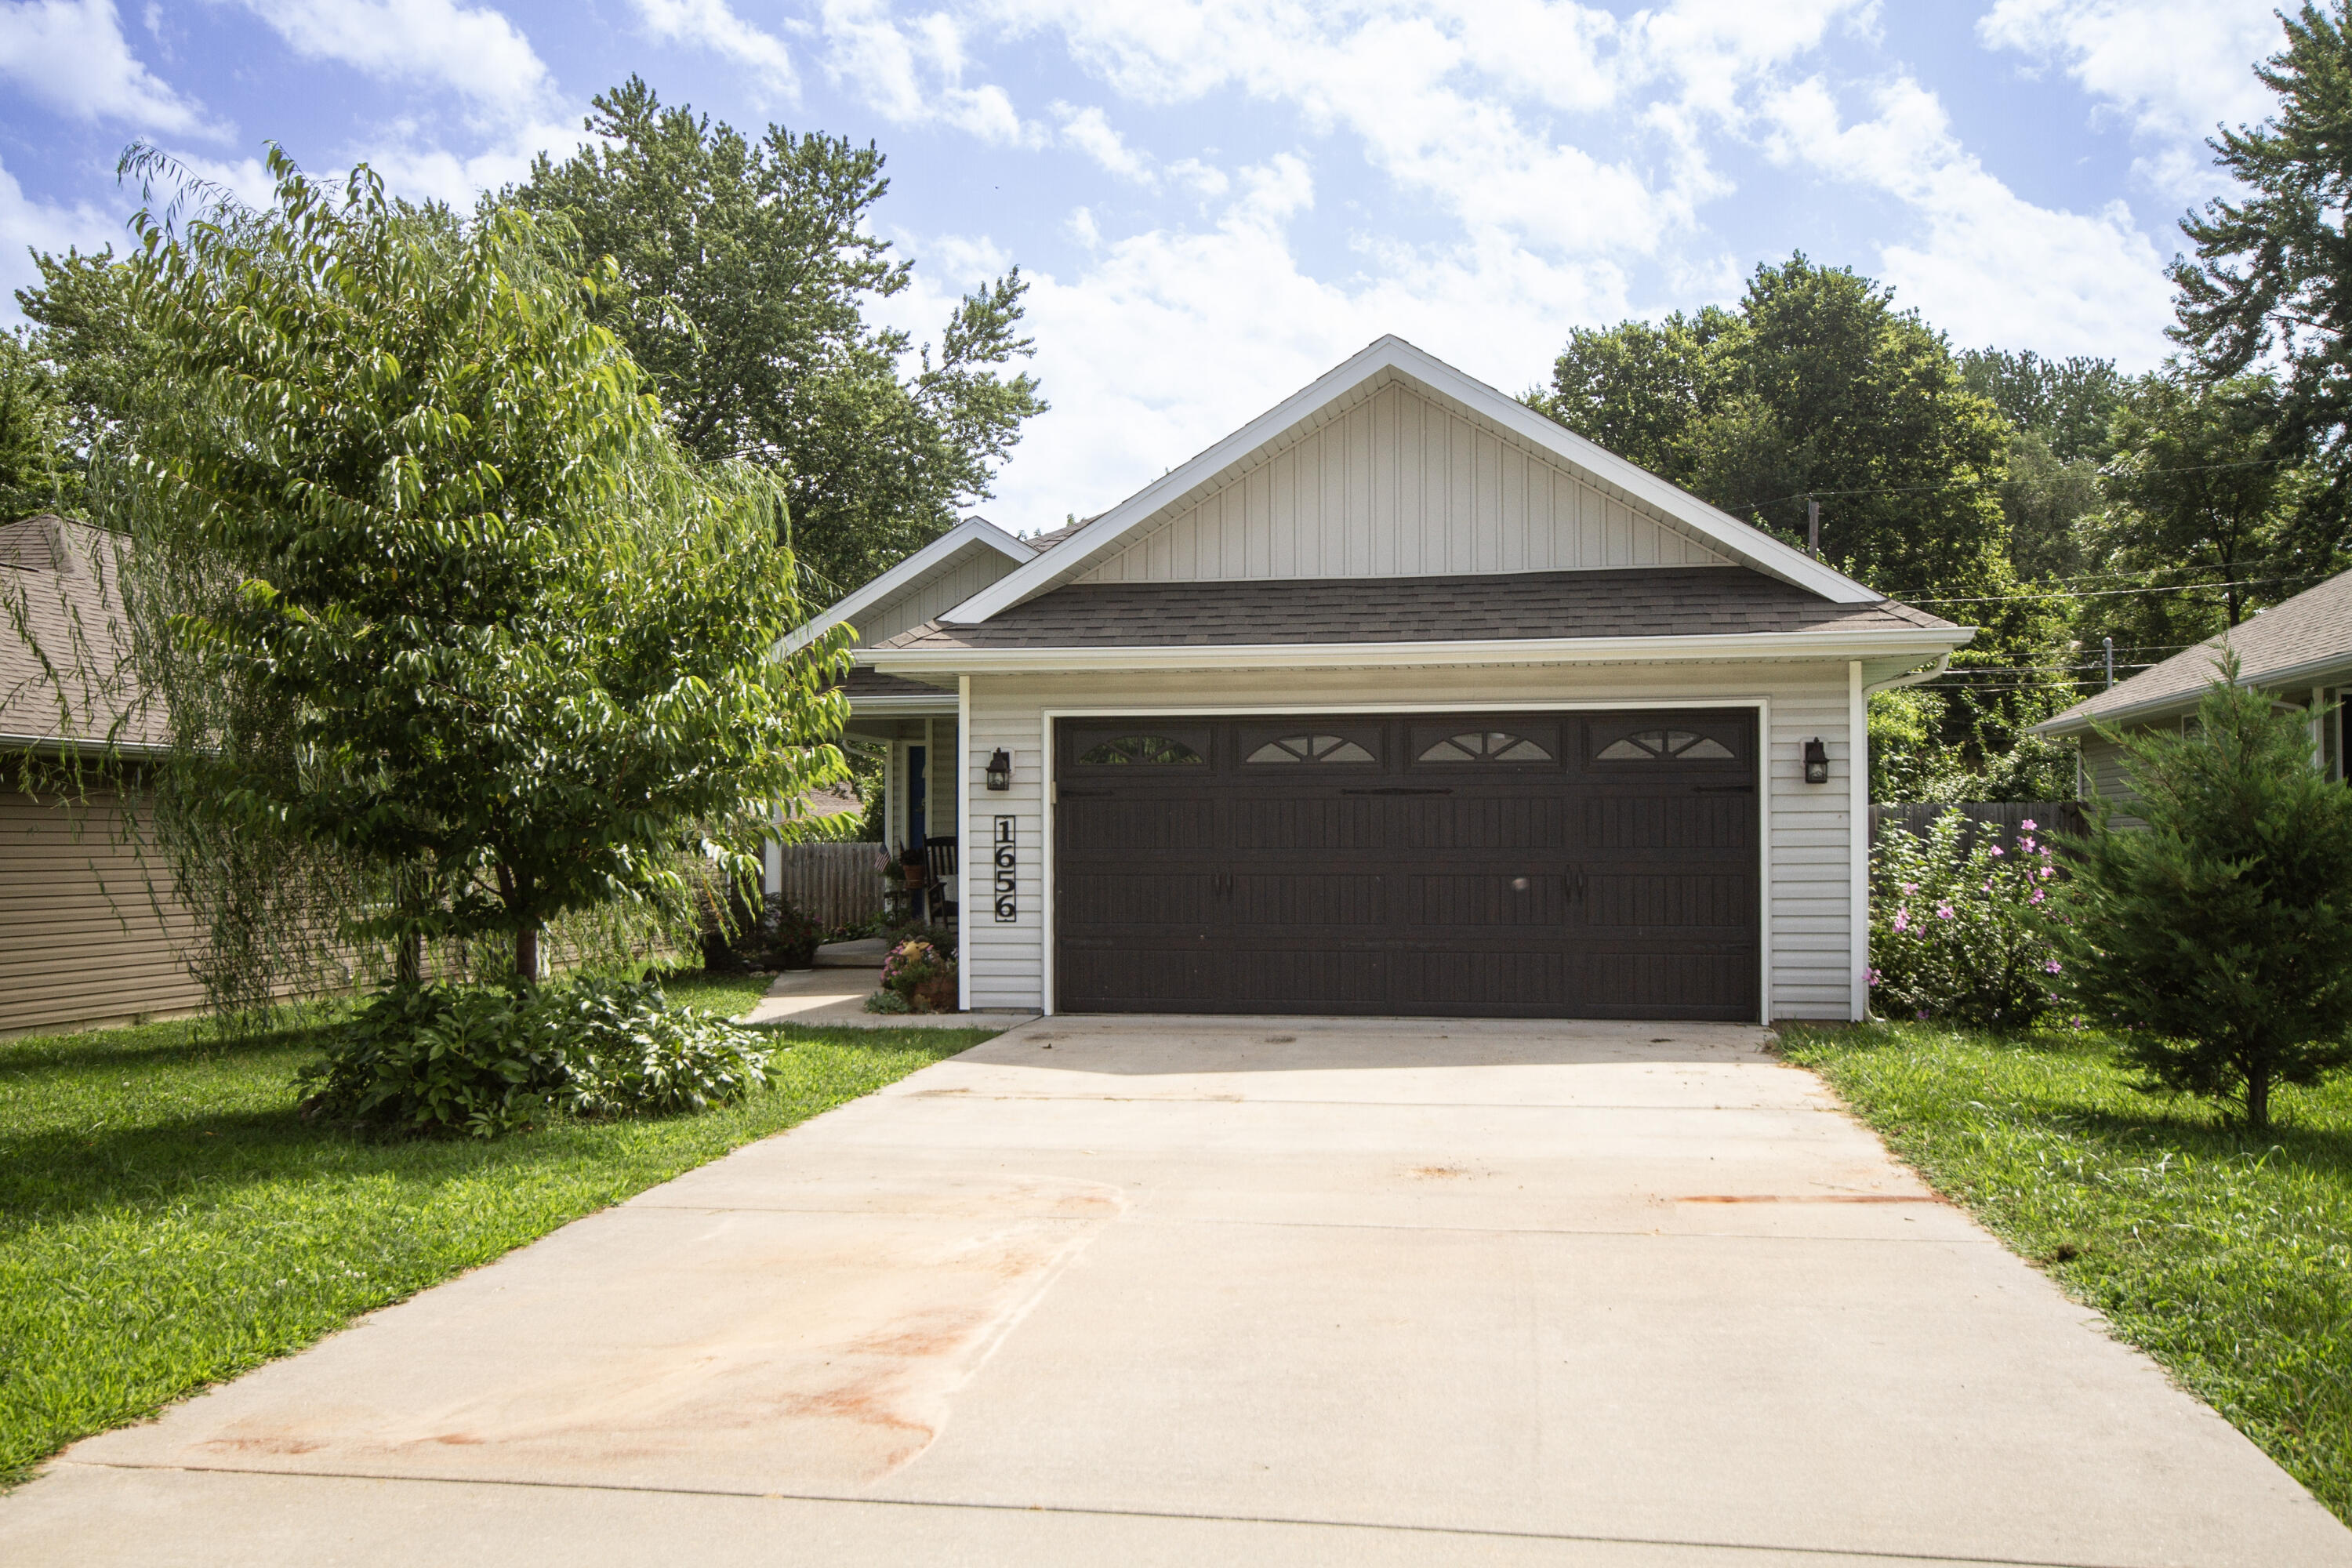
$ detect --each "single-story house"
[792,336,1975,1022]
[0,514,208,1036]
[2033,563,2352,797]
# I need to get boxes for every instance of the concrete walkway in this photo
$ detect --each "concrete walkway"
[735,965,1037,1029]
[6,1018,2348,1566]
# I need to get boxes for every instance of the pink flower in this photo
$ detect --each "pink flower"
[2020,837,2036,852]
[1936,902,1955,920]
[2038,866,2054,880]
[1893,909,1911,933]
[2020,819,2037,832]
[1900,882,1918,895]
[2030,889,2045,905]
[1865,967,1882,986]
[2043,959,2063,975]
[1989,844,2005,857]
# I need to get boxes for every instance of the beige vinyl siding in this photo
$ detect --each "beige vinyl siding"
[2077,732,2147,827]
[0,785,209,1036]
[1073,381,1733,587]
[960,657,1863,1021]
[848,551,1023,649]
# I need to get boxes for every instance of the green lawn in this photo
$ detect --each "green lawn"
[0,971,991,1487]
[1782,1022,2352,1524]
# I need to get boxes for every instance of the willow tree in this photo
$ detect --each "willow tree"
[93,146,850,1007]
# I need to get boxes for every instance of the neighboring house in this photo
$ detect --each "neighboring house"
[2033,564,2352,803]
[793,336,1974,1022]
[0,514,207,1036]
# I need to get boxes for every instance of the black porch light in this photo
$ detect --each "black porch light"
[1802,738,1830,785]
[985,748,1013,791]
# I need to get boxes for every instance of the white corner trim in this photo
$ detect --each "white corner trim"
[869,626,1975,677]
[1040,711,1057,1018]
[941,336,1884,626]
[782,517,1033,655]
[1849,659,1869,1023]
[957,675,971,1014]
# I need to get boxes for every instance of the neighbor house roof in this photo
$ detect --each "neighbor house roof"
[938,336,1888,629]
[782,515,1033,655]
[0,514,158,753]
[2034,564,2352,736]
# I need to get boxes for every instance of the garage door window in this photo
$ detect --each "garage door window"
[1595,728,1736,762]
[1076,735,1207,766]
[1245,733,1377,764]
[1415,730,1554,764]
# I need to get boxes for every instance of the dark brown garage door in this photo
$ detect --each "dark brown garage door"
[1053,709,1759,1020]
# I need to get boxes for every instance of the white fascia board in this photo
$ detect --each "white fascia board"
[782,517,1033,655]
[942,336,1882,626]
[845,693,960,715]
[867,625,1974,677]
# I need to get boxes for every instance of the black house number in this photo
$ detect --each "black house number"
[993,815,1017,923]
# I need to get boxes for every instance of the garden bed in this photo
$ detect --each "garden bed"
[1782,1021,2352,1524]
[0,973,996,1486]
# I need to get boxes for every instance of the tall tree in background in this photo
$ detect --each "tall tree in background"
[1531,256,2063,777]
[0,330,77,520]
[2074,373,2310,670]
[510,78,1046,594]
[1962,347,2122,584]
[2172,2,2352,550]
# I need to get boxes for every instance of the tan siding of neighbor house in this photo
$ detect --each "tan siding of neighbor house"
[847,551,1024,649]
[2077,733,2147,827]
[954,658,1864,1021]
[1073,381,1734,588]
[0,785,209,1036]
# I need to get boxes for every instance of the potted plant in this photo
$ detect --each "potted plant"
[876,938,956,1013]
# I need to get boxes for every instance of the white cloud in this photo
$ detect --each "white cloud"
[236,0,554,114]
[1979,0,2284,194]
[0,0,219,135]
[1054,103,1152,183]
[815,0,1035,143]
[0,151,123,326]
[877,157,1635,531]
[1762,74,2173,363]
[633,0,796,95]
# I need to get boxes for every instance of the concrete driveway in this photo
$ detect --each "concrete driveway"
[6,1017,2349,1566]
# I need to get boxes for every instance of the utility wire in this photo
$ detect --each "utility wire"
[1734,455,2295,515]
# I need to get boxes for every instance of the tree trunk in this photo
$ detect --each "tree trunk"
[2245,1059,2271,1131]
[397,933,422,985]
[515,924,540,985]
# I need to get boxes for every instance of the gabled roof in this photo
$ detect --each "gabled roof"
[2035,565,2352,735]
[884,567,1954,652]
[785,516,1033,654]
[940,336,1883,627]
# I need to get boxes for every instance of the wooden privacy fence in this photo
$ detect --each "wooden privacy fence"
[1870,800,2086,850]
[775,840,884,930]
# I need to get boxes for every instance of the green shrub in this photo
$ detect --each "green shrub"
[2063,666,2352,1128]
[299,976,774,1137]
[1870,808,2063,1029]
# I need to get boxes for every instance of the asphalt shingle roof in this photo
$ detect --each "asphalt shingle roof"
[874,565,1955,652]
[2036,565,2352,734]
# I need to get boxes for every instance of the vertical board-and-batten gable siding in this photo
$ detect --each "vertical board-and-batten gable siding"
[959,662,1860,1020]
[1073,381,1733,586]
[849,550,1022,650]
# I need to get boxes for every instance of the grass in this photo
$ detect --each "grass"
[1781,1022,2352,1524]
[0,967,992,1488]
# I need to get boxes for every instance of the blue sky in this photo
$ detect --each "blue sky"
[0,0,2296,534]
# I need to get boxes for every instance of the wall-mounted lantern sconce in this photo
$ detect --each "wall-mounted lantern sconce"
[1802,738,1830,785]
[985,748,1013,791]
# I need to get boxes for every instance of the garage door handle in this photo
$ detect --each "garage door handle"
[1341,787,1453,796]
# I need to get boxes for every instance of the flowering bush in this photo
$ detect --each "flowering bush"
[878,938,957,1012]
[1870,811,2065,1029]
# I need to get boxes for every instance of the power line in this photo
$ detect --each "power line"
[1899,576,2299,606]
[1737,455,2296,515]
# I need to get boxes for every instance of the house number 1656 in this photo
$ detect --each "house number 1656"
[993,815,1017,923]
